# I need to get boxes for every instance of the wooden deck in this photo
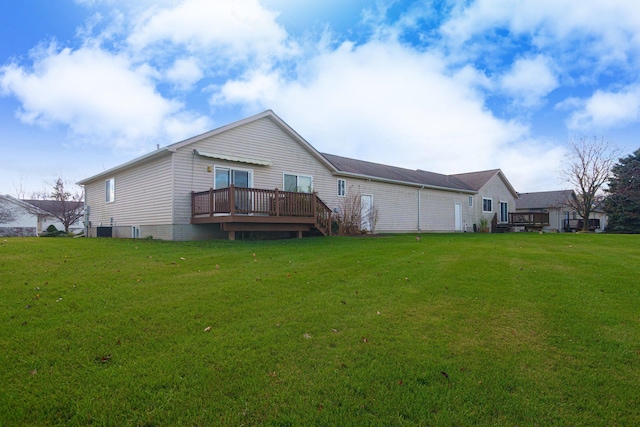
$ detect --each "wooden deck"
[508,212,550,228]
[191,185,332,239]
[564,218,600,232]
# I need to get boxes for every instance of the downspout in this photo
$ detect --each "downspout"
[417,187,424,231]
[82,187,88,238]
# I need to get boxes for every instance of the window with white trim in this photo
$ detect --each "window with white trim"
[482,197,493,213]
[500,201,508,223]
[105,178,115,203]
[468,196,473,207]
[284,173,312,193]
[337,179,346,197]
[214,167,252,189]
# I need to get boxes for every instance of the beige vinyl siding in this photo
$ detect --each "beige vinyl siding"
[167,115,495,234]
[419,189,472,232]
[473,174,517,227]
[84,154,173,228]
[169,116,499,234]
[335,179,418,232]
[172,116,339,224]
[325,178,471,233]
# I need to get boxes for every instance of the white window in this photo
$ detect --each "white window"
[500,201,508,223]
[284,173,312,193]
[482,197,493,213]
[337,179,346,197]
[105,178,115,203]
[468,196,473,207]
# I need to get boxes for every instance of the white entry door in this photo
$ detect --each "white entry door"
[361,194,373,232]
[454,203,462,231]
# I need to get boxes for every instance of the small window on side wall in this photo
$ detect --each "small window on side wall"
[482,197,492,213]
[106,178,115,203]
[468,196,473,207]
[337,179,346,197]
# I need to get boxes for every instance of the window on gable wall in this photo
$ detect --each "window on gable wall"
[105,178,115,203]
[482,197,493,213]
[337,179,346,197]
[284,173,312,193]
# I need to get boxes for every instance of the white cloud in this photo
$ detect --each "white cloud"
[499,141,567,191]
[441,0,640,67]
[210,39,561,190]
[0,42,210,150]
[500,55,558,107]
[566,85,640,130]
[127,0,292,64]
[165,57,203,90]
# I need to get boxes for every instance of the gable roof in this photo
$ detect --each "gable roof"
[516,190,575,210]
[0,194,50,215]
[78,110,337,185]
[77,109,516,195]
[22,199,84,216]
[450,169,519,198]
[450,169,499,191]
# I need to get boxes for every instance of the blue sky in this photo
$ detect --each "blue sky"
[2,0,640,195]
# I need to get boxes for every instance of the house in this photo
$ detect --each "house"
[77,110,518,240]
[516,190,607,232]
[0,195,83,236]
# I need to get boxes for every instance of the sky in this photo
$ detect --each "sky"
[2,0,640,196]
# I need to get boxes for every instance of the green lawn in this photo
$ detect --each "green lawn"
[1,233,639,426]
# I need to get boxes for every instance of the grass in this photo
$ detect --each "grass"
[1,233,639,426]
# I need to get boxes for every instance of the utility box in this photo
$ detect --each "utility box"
[96,226,113,238]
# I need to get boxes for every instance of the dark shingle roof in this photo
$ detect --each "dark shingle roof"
[22,199,83,216]
[449,170,501,191]
[321,153,473,191]
[516,190,575,210]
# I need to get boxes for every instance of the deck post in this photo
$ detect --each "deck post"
[229,184,235,216]
[228,230,235,241]
[191,191,195,219]
[209,188,214,216]
[274,188,280,216]
[312,191,317,218]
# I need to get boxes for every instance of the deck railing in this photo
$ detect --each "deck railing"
[563,218,600,232]
[192,185,332,234]
[508,212,550,227]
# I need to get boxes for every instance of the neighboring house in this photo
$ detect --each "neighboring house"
[22,199,84,234]
[78,110,518,240]
[0,195,82,236]
[516,190,607,232]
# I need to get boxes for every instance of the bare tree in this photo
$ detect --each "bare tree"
[24,178,84,234]
[562,136,619,231]
[333,185,380,235]
[335,187,362,235]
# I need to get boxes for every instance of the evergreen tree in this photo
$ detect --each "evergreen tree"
[604,149,640,233]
